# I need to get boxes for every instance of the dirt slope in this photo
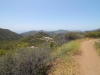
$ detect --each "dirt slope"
[76,39,100,75]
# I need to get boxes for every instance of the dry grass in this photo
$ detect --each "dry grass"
[48,56,79,75]
[48,40,81,75]
[95,39,100,55]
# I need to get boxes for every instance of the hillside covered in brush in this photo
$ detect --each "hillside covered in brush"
[0,28,22,41]
[21,32,54,46]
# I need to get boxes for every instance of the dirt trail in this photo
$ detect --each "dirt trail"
[76,39,100,75]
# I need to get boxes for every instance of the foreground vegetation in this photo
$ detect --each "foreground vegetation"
[0,40,81,75]
[0,48,52,75]
[95,39,100,54]
[0,29,100,75]
[86,32,100,38]
[48,40,81,75]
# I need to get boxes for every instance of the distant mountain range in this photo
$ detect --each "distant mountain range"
[85,28,100,32]
[0,28,22,41]
[21,29,69,37]
[0,28,100,41]
[93,28,100,32]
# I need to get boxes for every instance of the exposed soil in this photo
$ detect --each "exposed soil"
[75,39,100,75]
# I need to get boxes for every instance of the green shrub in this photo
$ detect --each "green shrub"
[59,40,80,55]
[53,40,80,59]
[0,48,52,75]
[65,32,84,41]
[86,32,100,38]
[95,41,100,48]
[0,49,7,56]
[0,41,28,50]
[95,40,100,54]
[54,32,84,45]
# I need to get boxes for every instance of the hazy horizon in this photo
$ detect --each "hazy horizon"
[0,27,99,34]
[0,0,100,33]
[16,28,100,34]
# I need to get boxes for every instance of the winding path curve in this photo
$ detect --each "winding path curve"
[76,39,100,75]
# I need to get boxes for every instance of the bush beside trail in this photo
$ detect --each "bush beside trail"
[48,40,81,75]
[95,40,100,54]
[86,32,100,38]
[0,48,52,75]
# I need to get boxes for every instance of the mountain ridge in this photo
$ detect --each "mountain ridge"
[21,29,69,37]
[0,28,22,41]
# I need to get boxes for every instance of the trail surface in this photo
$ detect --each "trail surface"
[76,39,100,75]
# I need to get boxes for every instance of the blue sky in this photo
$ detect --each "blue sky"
[0,0,100,33]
